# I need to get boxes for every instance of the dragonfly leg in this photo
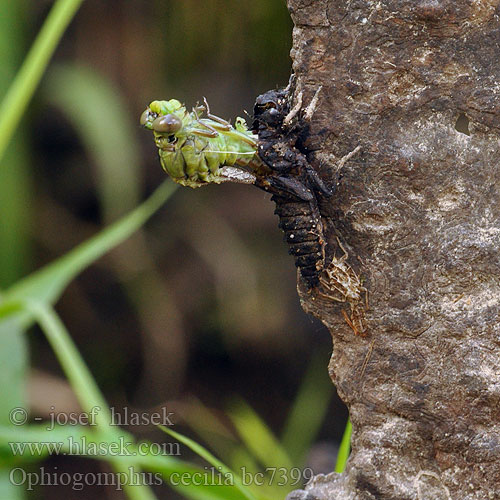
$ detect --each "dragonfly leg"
[193,104,205,117]
[192,118,219,138]
[191,128,219,138]
[203,97,232,129]
[199,118,232,132]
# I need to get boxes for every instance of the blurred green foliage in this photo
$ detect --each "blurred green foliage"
[0,4,31,499]
[0,2,32,287]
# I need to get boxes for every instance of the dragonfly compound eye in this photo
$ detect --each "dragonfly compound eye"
[152,114,182,133]
[140,109,154,127]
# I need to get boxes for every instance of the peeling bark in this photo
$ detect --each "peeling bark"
[276,1,500,498]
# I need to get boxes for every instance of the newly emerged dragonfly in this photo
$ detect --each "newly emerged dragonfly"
[141,94,366,331]
[141,94,328,289]
[140,98,265,187]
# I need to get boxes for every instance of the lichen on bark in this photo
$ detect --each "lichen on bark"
[280,1,500,498]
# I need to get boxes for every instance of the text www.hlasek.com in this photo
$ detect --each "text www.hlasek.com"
[9,435,180,457]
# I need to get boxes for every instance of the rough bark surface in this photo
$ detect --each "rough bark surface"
[281,1,500,499]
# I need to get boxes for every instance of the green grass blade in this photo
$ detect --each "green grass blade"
[0,424,187,472]
[0,7,31,496]
[334,419,352,473]
[5,180,175,313]
[26,303,157,500]
[0,301,23,320]
[0,472,23,500]
[168,486,247,500]
[25,302,111,429]
[0,424,93,464]
[0,0,84,163]
[0,137,31,289]
[226,447,260,479]
[0,1,32,288]
[116,449,256,500]
[159,426,257,500]
[177,398,253,471]
[281,355,333,464]
[1,423,255,500]
[0,319,28,500]
[158,426,234,480]
[0,423,213,481]
[1,304,249,500]
[45,64,142,222]
[0,320,28,427]
[227,399,293,471]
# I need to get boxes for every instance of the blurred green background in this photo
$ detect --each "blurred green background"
[1,1,348,498]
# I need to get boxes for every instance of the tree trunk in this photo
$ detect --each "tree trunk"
[276,1,500,498]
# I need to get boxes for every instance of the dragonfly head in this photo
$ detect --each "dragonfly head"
[140,99,185,135]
